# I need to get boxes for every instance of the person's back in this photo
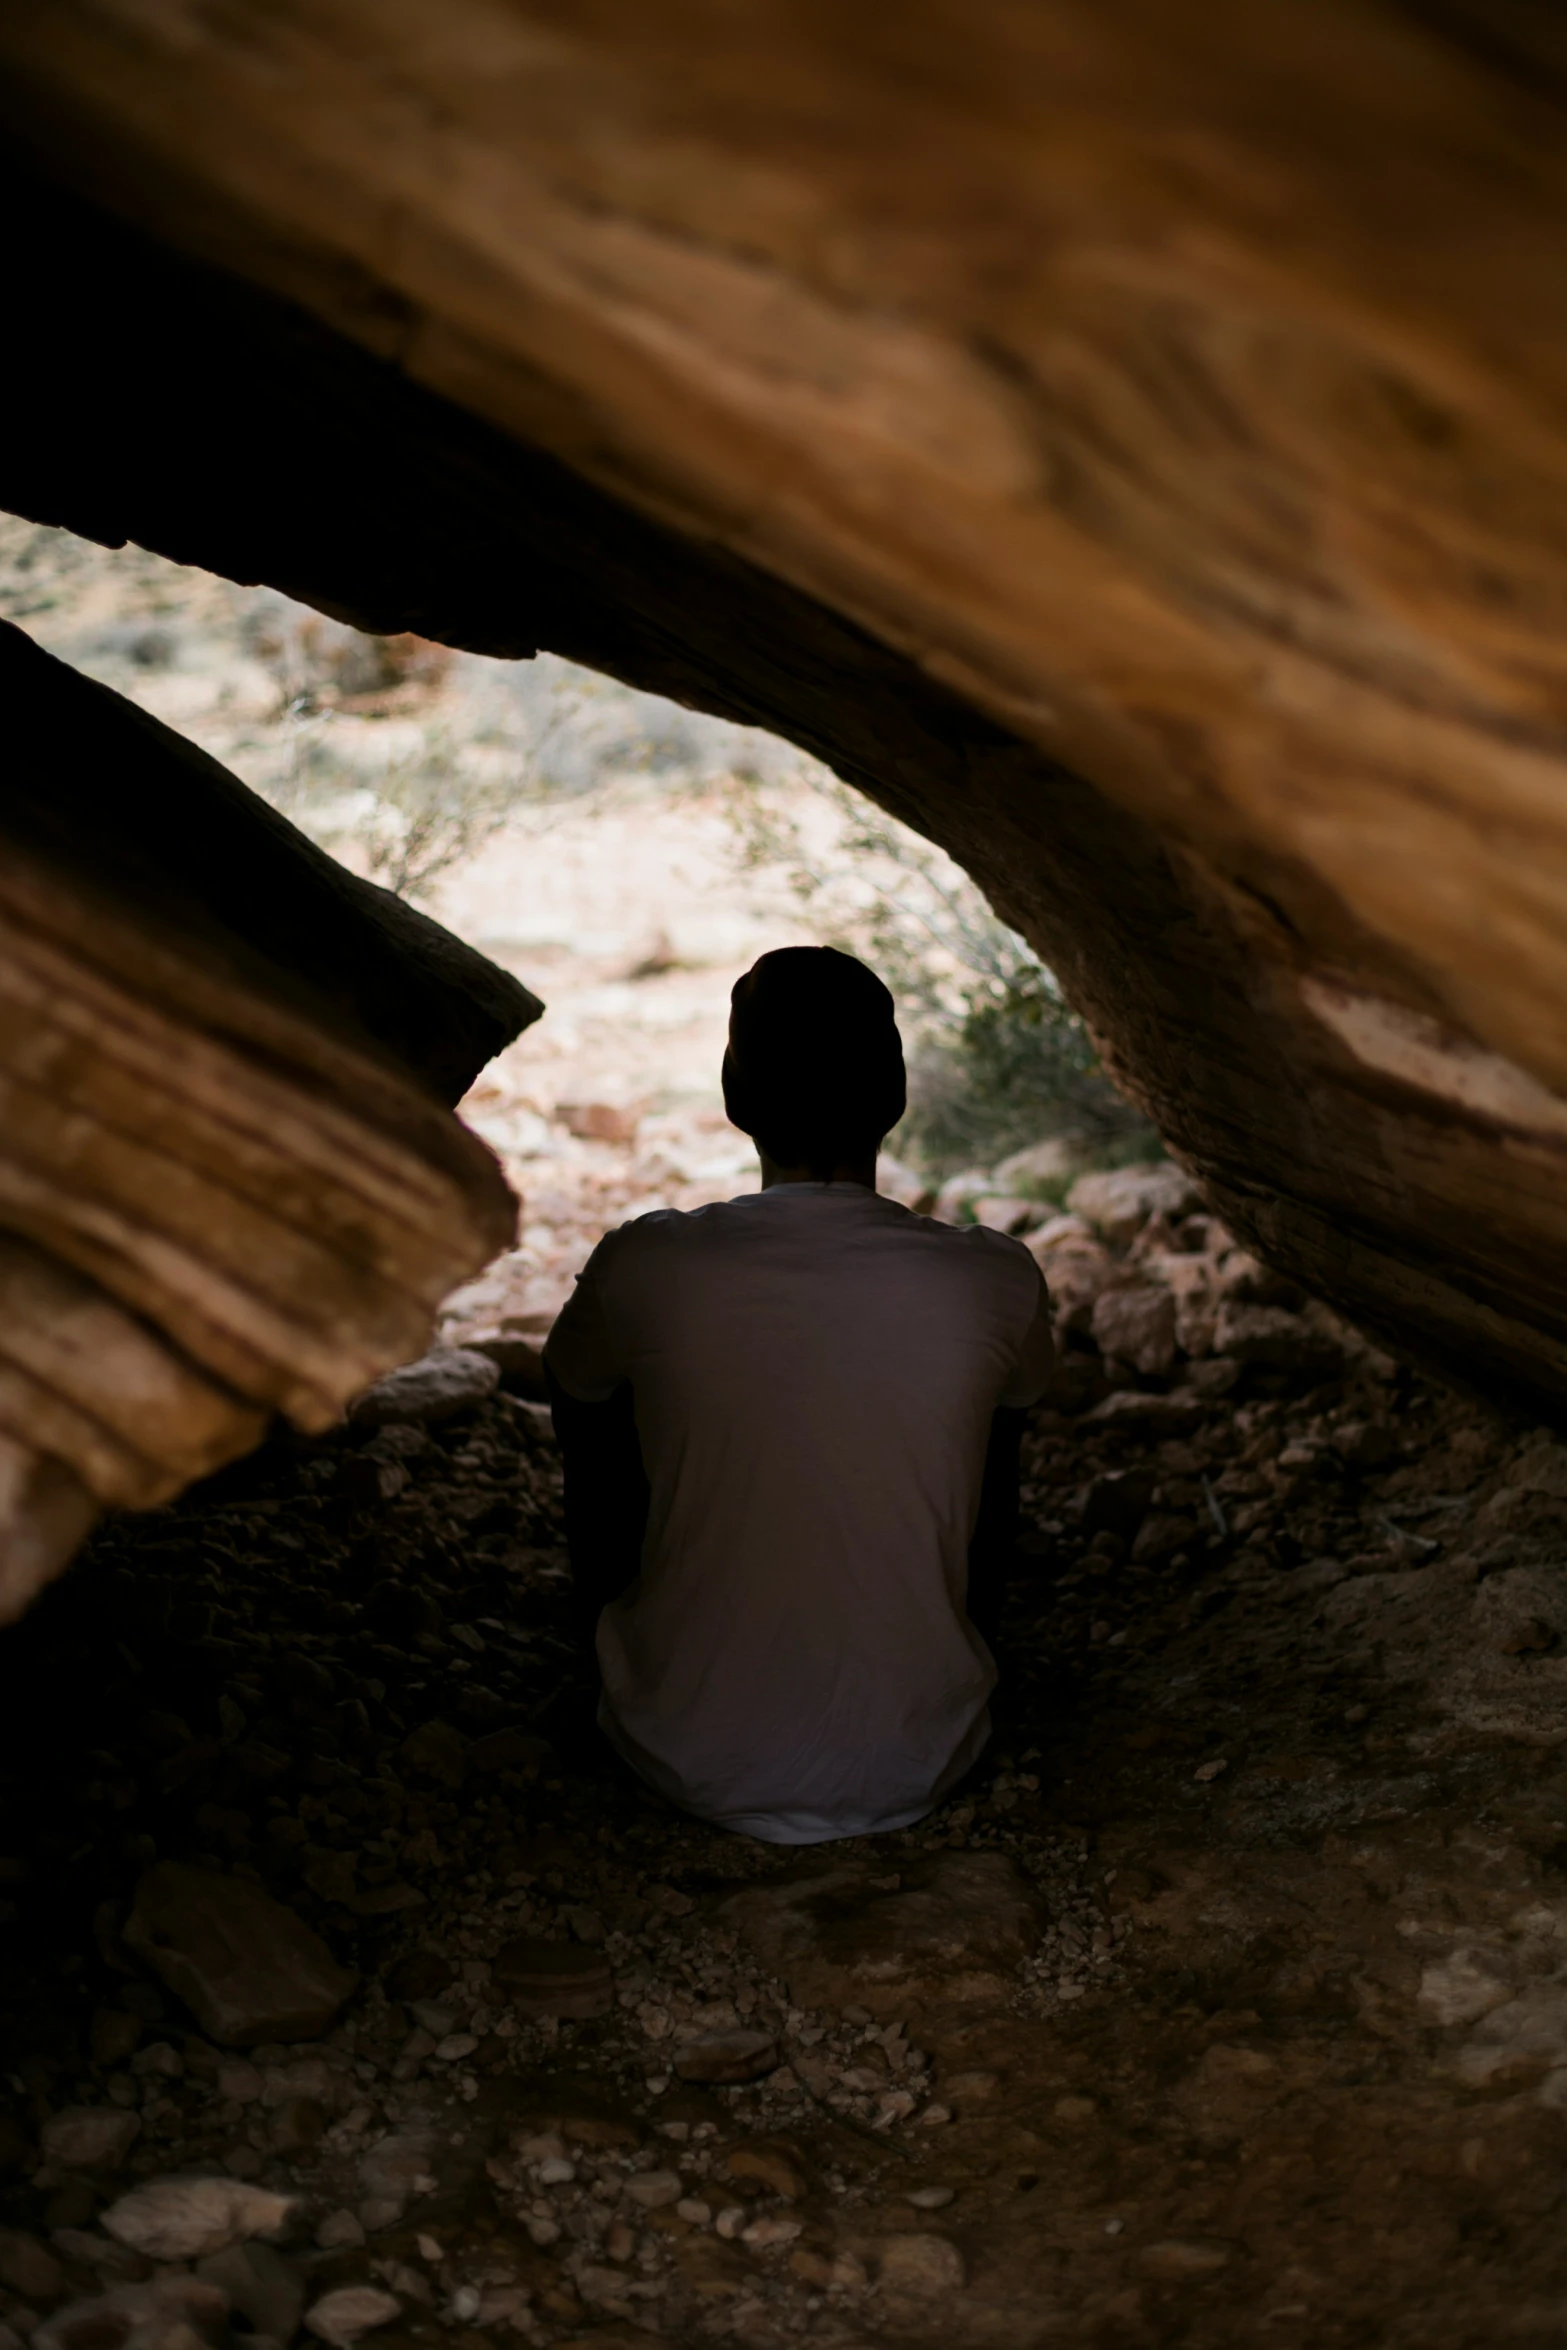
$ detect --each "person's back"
[545,946,1053,1842]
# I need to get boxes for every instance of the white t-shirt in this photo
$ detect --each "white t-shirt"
[543,1182,1054,1843]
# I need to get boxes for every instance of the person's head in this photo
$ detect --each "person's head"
[722,946,906,1177]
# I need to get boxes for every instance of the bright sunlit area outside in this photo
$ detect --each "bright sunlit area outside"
[0,513,1157,1342]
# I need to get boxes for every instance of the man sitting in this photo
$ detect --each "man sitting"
[544,945,1054,1843]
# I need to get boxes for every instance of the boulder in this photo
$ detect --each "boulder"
[350,1348,500,1427]
[123,1862,356,2046]
[492,1938,614,2020]
[1090,1280,1178,1376]
[720,1850,1045,2017]
[1212,1302,1344,1379]
[1066,1165,1201,1245]
[1472,1567,1567,1657]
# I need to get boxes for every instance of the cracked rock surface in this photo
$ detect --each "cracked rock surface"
[3,1186,1567,2345]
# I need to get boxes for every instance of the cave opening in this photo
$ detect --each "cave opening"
[4,9,1567,2328]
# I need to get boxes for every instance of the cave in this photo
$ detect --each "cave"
[3,6,1567,2345]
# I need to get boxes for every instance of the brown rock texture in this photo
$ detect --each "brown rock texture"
[1,7,1566,1412]
[123,1863,357,2047]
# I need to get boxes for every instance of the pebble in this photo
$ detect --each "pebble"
[304,2285,404,2346]
[123,1863,356,2047]
[905,2184,956,2209]
[623,2169,682,2210]
[101,2177,297,2262]
[314,2211,365,2251]
[38,2108,140,2174]
[672,2028,779,2085]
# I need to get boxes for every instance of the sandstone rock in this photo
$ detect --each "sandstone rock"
[1067,1164,1200,1245]
[304,2286,403,2347]
[1026,1238,1115,1336]
[398,1718,469,1788]
[493,1937,614,2019]
[195,2242,305,2342]
[720,1851,1045,2017]
[33,2278,228,2350]
[876,2234,965,2293]
[1091,1280,1177,1375]
[39,2107,141,2173]
[672,2030,779,2086]
[124,1863,356,2046]
[102,2176,297,2261]
[349,1349,499,1428]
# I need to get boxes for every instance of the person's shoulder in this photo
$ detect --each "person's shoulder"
[914,1212,1042,1284]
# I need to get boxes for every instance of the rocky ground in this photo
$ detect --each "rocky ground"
[4,1170,1567,2350]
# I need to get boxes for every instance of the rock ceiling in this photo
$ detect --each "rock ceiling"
[1,1,1567,1432]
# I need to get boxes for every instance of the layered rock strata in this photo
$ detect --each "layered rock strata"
[2,9,1566,1411]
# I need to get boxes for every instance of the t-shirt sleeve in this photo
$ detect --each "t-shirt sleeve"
[998,1259,1056,1408]
[542,1241,626,1402]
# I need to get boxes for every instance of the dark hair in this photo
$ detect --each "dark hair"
[722,946,906,1173]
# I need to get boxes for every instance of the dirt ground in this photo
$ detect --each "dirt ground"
[4,1177,1567,2350]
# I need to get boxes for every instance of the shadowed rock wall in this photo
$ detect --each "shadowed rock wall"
[2,7,1567,1413]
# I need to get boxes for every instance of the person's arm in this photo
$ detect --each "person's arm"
[968,1260,1055,1654]
[542,1241,649,1649]
[966,1405,1026,1652]
[545,1367,651,1648]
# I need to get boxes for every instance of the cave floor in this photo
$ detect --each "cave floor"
[3,1355,1567,2350]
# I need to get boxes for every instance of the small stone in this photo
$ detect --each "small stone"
[124,1863,356,2046]
[195,2242,306,2342]
[722,2141,810,2202]
[1193,1759,1228,1783]
[905,2185,956,2210]
[676,2199,711,2225]
[740,2215,801,2248]
[673,2030,778,2086]
[39,2108,141,2173]
[538,2157,577,2186]
[1139,2240,1233,2279]
[304,2285,403,2347]
[624,2169,681,2210]
[714,2207,747,2240]
[351,1349,499,1427]
[315,2211,365,2251]
[876,2234,965,2293]
[0,2231,64,2302]
[102,2176,297,2262]
[433,2034,478,2063]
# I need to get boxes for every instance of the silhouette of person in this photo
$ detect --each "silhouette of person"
[545,945,1053,1841]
